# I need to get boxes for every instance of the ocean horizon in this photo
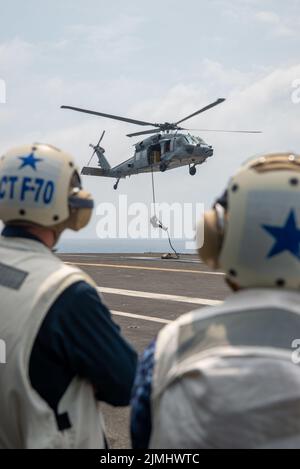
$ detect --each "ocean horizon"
[57,238,196,254]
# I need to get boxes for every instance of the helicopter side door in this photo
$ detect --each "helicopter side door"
[161,139,171,156]
[148,143,161,165]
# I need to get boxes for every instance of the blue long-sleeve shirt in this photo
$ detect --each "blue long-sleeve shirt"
[130,341,156,449]
[2,226,138,430]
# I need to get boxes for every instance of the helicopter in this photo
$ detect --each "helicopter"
[61,98,261,190]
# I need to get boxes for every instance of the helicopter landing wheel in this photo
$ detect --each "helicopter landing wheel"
[113,178,120,190]
[189,165,197,176]
[160,162,167,172]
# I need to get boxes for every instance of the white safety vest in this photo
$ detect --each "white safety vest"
[150,289,300,449]
[0,236,106,449]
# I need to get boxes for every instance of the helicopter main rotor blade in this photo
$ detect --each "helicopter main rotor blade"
[175,98,226,126]
[98,130,106,146]
[126,129,161,138]
[61,106,157,128]
[189,128,262,134]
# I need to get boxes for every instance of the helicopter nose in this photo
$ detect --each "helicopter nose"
[204,145,213,157]
[195,144,213,157]
[185,144,195,155]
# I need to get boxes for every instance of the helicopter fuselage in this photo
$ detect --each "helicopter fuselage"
[81,132,213,180]
[63,99,260,189]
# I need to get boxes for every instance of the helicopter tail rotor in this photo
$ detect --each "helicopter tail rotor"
[86,131,111,169]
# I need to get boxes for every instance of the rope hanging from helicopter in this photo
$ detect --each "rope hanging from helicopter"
[150,166,179,259]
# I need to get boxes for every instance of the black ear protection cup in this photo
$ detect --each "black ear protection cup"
[197,190,227,268]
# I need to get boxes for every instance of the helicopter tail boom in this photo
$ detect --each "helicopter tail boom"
[89,143,111,170]
[81,166,123,178]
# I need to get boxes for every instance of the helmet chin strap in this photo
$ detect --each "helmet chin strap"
[225,277,241,292]
[50,222,67,246]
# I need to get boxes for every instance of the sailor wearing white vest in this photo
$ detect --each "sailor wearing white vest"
[131,153,300,449]
[0,144,137,449]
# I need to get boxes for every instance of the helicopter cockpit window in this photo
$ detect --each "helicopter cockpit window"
[194,136,204,144]
[184,135,198,144]
[183,135,193,144]
[185,135,204,144]
[175,137,185,146]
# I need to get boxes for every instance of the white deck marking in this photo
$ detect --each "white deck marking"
[111,310,171,324]
[98,286,222,306]
[65,261,224,276]
[123,256,203,264]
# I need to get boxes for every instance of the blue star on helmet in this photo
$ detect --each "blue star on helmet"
[262,210,300,260]
[18,153,43,171]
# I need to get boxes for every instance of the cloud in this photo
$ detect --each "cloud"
[63,15,145,63]
[213,2,298,39]
[256,11,280,24]
[0,37,37,73]
[0,14,145,79]
[255,10,296,38]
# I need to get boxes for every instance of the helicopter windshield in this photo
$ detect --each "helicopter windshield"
[175,136,186,146]
[185,135,204,144]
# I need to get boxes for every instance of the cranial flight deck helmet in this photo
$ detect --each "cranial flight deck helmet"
[197,153,300,289]
[0,143,94,240]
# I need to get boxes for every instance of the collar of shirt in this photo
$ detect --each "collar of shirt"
[2,225,43,244]
[223,288,300,311]
[191,288,300,326]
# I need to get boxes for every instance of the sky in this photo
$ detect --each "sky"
[0,0,300,243]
